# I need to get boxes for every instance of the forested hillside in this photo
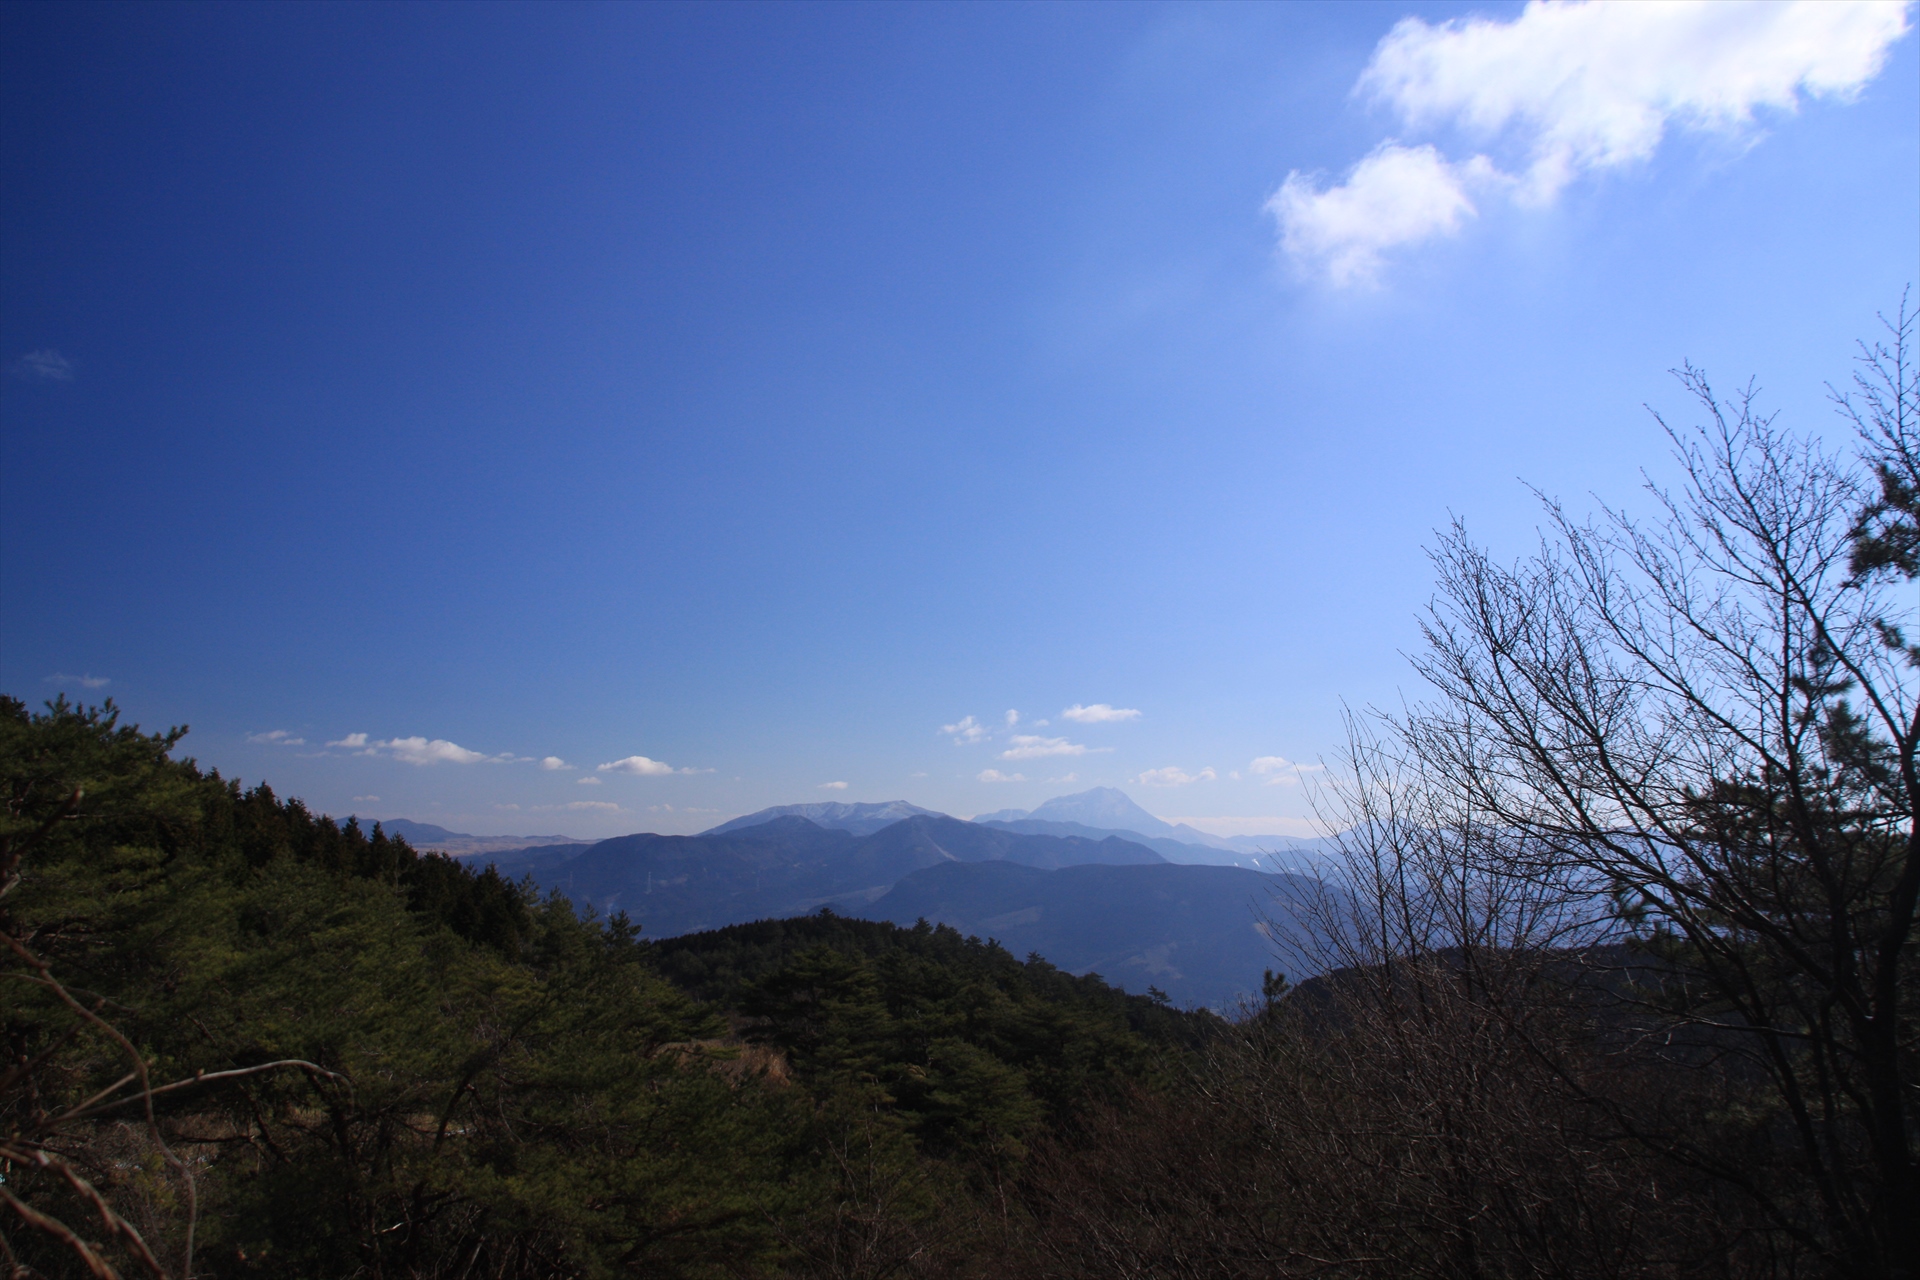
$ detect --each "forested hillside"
[0,696,1206,1278]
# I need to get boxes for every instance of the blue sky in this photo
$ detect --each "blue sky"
[4,1,1915,838]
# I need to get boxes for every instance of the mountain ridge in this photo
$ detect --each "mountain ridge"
[489,814,1169,938]
[703,799,945,837]
[967,787,1322,859]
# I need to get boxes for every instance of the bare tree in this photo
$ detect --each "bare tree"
[1014,305,1917,1280]
[1401,300,1920,1274]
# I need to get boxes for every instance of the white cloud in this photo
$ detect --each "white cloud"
[1001,735,1110,760]
[978,768,1027,783]
[1276,0,1913,284]
[353,795,380,803]
[9,349,75,381]
[43,673,110,689]
[1269,143,1490,287]
[1004,709,1020,728]
[942,715,988,744]
[599,755,675,776]
[819,780,849,790]
[328,733,521,765]
[1136,766,1218,787]
[247,730,306,745]
[1363,0,1911,199]
[576,776,603,785]
[1249,756,1327,786]
[1061,703,1141,724]
[597,754,694,776]
[378,736,494,766]
[540,756,574,771]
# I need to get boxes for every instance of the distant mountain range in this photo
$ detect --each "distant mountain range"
[704,800,945,838]
[972,787,1332,872]
[696,790,1332,872]
[378,788,1323,869]
[354,818,591,858]
[975,817,1244,867]
[413,786,1340,1010]
[492,814,1166,938]
[973,786,1243,851]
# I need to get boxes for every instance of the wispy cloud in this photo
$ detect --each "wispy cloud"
[9,349,75,381]
[597,754,703,776]
[43,673,110,689]
[819,780,849,790]
[1249,756,1326,786]
[941,715,989,744]
[1061,703,1141,724]
[328,733,370,749]
[978,768,1027,783]
[540,756,574,771]
[1275,0,1913,285]
[247,729,306,746]
[353,795,380,803]
[1000,735,1110,760]
[1136,765,1218,787]
[576,776,602,785]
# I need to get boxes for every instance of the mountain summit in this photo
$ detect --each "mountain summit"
[1025,787,1179,837]
[976,787,1256,855]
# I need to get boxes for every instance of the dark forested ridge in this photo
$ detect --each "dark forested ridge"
[650,911,1219,1055]
[648,913,1219,1155]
